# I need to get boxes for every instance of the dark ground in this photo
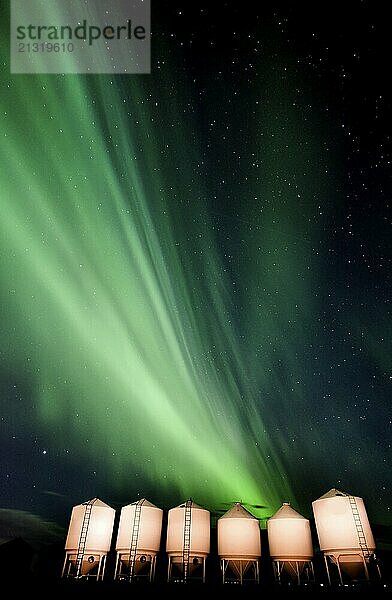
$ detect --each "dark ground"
[4,544,391,600]
[9,578,392,600]
[1,533,391,598]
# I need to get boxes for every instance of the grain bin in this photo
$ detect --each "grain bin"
[166,499,210,582]
[267,502,314,584]
[114,498,163,582]
[312,488,379,583]
[217,502,261,584]
[61,498,115,580]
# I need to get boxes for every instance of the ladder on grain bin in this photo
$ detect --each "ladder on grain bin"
[347,495,381,581]
[75,499,95,577]
[348,496,371,561]
[127,499,143,581]
[182,499,192,581]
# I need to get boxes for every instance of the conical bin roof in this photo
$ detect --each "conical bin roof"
[315,488,350,500]
[269,502,307,520]
[81,498,113,509]
[220,502,257,520]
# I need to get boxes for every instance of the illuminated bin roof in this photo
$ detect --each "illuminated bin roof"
[166,500,210,557]
[312,488,376,556]
[267,502,313,560]
[218,502,261,560]
[65,497,115,554]
[116,498,163,555]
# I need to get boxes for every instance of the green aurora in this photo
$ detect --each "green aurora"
[0,67,302,520]
[2,4,391,532]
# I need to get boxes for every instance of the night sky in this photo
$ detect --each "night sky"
[0,1,391,547]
